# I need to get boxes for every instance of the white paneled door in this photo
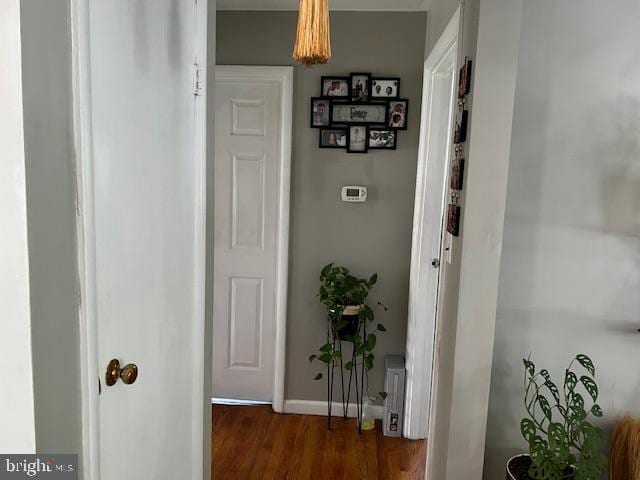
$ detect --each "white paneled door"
[213,67,292,404]
[77,0,208,479]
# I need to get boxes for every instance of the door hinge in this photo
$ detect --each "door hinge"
[194,64,204,96]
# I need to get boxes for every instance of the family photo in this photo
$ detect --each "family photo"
[310,98,331,127]
[319,128,347,148]
[369,129,397,149]
[322,77,349,98]
[371,78,400,98]
[350,73,370,101]
[388,100,408,129]
[348,125,368,153]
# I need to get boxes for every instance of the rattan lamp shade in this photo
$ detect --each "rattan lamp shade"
[292,0,331,66]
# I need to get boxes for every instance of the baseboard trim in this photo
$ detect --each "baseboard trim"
[283,399,383,419]
[212,398,271,406]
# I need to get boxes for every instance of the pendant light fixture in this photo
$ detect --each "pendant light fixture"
[292,0,331,67]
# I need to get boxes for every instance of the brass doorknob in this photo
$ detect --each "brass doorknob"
[105,358,139,386]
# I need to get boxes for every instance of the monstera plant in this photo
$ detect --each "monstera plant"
[506,354,607,480]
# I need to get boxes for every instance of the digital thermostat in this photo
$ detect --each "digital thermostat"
[341,186,367,202]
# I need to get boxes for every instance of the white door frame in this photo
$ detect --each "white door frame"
[71,1,209,479]
[214,66,293,413]
[404,5,461,440]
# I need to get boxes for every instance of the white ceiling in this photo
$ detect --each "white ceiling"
[217,0,430,11]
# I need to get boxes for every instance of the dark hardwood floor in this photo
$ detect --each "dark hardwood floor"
[212,405,427,479]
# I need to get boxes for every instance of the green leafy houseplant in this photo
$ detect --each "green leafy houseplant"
[309,263,387,394]
[518,354,607,480]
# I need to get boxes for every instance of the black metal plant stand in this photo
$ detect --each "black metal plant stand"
[326,313,367,433]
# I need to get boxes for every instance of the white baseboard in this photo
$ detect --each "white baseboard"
[283,399,384,420]
[211,397,271,406]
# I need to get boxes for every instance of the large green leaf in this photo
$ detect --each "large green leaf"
[364,354,374,370]
[544,380,561,403]
[520,418,537,442]
[320,263,333,279]
[565,370,578,392]
[318,353,332,364]
[363,305,374,322]
[365,334,377,351]
[320,343,332,353]
[547,422,569,460]
[580,376,598,402]
[576,354,595,376]
[537,395,552,421]
[368,273,378,286]
[570,392,585,410]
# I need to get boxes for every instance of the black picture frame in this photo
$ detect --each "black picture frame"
[387,99,409,130]
[320,76,350,99]
[450,157,465,190]
[310,97,332,128]
[371,77,401,99]
[368,128,397,150]
[454,109,468,143]
[349,72,371,102]
[447,204,460,236]
[347,125,369,154]
[458,57,472,99]
[331,102,387,125]
[319,128,348,149]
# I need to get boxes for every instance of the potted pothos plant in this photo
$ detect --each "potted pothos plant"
[507,354,607,480]
[308,263,388,431]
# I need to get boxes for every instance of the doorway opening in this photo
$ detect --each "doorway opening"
[405,5,461,442]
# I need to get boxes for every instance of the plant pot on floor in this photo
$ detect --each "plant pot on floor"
[506,455,575,480]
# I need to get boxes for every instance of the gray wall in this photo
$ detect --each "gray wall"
[20,0,82,460]
[216,11,426,401]
[424,0,460,58]
[484,0,640,477]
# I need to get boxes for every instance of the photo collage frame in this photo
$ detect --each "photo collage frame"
[311,73,409,153]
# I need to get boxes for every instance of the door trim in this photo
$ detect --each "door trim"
[404,5,460,440]
[215,66,293,413]
[71,2,209,479]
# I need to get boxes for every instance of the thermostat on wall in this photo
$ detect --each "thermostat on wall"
[341,186,367,202]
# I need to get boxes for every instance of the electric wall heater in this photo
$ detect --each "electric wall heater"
[383,355,406,437]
